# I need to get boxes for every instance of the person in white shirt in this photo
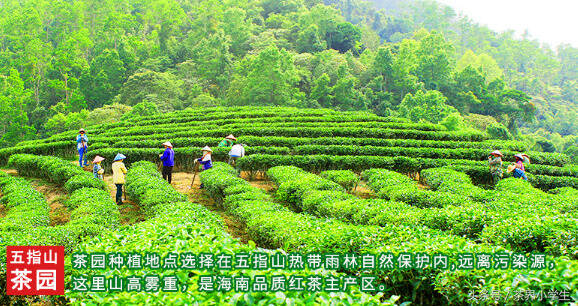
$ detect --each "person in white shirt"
[228,143,245,175]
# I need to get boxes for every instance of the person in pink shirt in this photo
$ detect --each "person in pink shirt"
[512,154,528,180]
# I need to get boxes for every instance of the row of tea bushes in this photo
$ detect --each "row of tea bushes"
[205,164,578,303]
[68,161,388,305]
[0,172,49,232]
[363,168,578,259]
[8,154,106,193]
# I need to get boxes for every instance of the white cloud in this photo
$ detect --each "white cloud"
[436,0,577,48]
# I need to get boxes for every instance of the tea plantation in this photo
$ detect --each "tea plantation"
[1,107,576,304]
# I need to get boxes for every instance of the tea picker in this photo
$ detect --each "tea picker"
[195,146,213,189]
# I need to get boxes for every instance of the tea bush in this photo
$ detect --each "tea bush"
[319,170,359,192]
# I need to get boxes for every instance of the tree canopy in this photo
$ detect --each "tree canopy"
[0,0,575,153]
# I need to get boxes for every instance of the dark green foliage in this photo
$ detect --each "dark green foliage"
[421,167,489,200]
[486,122,513,140]
[0,171,120,277]
[65,197,385,304]
[0,0,575,152]
[362,167,578,259]
[268,166,344,210]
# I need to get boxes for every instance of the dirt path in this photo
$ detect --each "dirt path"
[1,167,144,226]
[29,179,70,226]
[71,161,144,225]
[247,179,276,193]
[352,182,375,199]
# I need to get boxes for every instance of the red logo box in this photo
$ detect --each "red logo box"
[6,246,64,296]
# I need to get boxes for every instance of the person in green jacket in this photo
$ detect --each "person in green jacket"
[218,134,236,147]
[488,150,504,185]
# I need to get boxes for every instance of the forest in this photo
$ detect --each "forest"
[0,0,576,158]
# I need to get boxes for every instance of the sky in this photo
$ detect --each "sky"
[435,0,577,48]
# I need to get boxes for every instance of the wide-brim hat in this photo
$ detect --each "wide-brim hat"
[93,156,105,163]
[114,153,126,161]
[79,128,86,133]
[162,141,173,148]
[225,134,237,141]
[490,150,503,157]
[507,164,516,173]
[514,154,524,160]
[201,146,213,152]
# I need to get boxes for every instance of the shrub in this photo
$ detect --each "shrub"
[267,166,344,210]
[66,188,120,235]
[320,170,359,192]
[362,168,417,198]
[8,154,106,192]
[64,174,107,193]
[125,161,186,214]
[0,176,49,231]
[421,167,489,201]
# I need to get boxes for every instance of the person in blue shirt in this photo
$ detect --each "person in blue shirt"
[76,129,89,167]
[92,155,105,180]
[196,146,213,189]
[159,141,175,184]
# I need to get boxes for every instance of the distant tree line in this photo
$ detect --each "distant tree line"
[0,0,575,157]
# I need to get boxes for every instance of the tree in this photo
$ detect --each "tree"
[80,49,127,108]
[310,73,333,108]
[440,112,464,131]
[0,69,36,147]
[327,22,362,53]
[398,90,456,124]
[297,25,326,53]
[52,33,91,107]
[260,0,303,18]
[189,30,233,97]
[116,70,184,112]
[486,122,512,140]
[86,103,132,126]
[332,74,365,110]
[457,50,503,82]
[417,30,454,90]
[311,50,349,83]
[223,7,253,57]
[121,102,159,120]
[366,47,394,91]
[391,38,422,101]
[499,89,535,134]
[43,110,90,135]
[228,45,300,106]
[557,44,577,86]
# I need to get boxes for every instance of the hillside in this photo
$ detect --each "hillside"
[1,107,577,304]
[0,0,575,159]
[2,0,578,304]
[2,107,576,190]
